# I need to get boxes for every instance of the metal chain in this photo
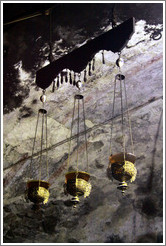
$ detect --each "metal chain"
[124,78,135,154]
[110,76,117,155]
[39,103,45,183]
[46,111,49,180]
[76,99,80,173]
[120,76,126,162]
[67,97,76,170]
[48,8,53,63]
[82,97,89,172]
[30,110,40,179]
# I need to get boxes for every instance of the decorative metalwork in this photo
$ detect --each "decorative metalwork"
[107,53,137,194]
[64,171,91,208]
[36,18,135,89]
[25,90,50,209]
[65,94,91,207]
[25,180,50,210]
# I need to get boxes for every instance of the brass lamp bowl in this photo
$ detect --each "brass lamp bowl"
[26,180,50,205]
[108,152,137,193]
[64,171,91,206]
[109,152,136,166]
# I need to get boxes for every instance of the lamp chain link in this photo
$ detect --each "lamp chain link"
[82,97,89,172]
[110,76,116,155]
[67,97,76,170]
[76,98,80,173]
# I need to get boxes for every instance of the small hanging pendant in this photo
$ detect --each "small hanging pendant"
[61,73,63,84]
[88,62,91,76]
[73,73,76,86]
[65,70,68,83]
[102,50,105,64]
[84,69,87,82]
[69,72,72,84]
[92,58,95,71]
[76,73,82,90]
[52,80,55,92]
[57,75,60,88]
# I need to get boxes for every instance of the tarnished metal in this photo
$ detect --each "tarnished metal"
[71,196,80,208]
[115,74,125,80]
[109,152,136,165]
[116,58,124,67]
[39,108,47,114]
[66,94,90,207]
[26,180,50,206]
[40,94,46,103]
[74,94,84,100]
[117,181,128,194]
[108,152,137,193]
[64,171,91,207]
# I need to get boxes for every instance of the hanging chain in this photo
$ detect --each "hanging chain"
[30,90,49,183]
[48,8,53,63]
[67,97,76,170]
[76,98,80,173]
[120,75,126,162]
[45,111,49,180]
[30,110,40,179]
[39,90,47,185]
[82,97,89,172]
[124,78,135,154]
[117,51,126,162]
[39,103,44,182]
[110,76,117,155]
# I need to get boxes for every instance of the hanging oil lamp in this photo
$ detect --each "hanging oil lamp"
[64,94,91,208]
[25,90,50,209]
[107,53,137,194]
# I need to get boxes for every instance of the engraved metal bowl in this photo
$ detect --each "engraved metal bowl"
[26,180,50,205]
[64,171,91,198]
[107,152,137,193]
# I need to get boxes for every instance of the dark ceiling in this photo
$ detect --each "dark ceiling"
[3,2,163,26]
[3,2,163,114]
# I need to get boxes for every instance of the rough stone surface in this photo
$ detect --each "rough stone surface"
[3,3,163,244]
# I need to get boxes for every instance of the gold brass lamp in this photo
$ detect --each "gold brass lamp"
[64,94,91,207]
[107,53,137,194]
[25,90,50,209]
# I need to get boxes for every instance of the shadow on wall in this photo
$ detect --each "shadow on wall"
[147,109,163,192]
[135,109,163,195]
[105,232,163,243]
[105,234,123,243]
[136,233,163,243]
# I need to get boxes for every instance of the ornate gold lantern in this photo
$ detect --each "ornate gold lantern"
[25,90,50,209]
[64,94,91,207]
[107,53,137,194]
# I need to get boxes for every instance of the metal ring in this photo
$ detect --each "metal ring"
[115,74,125,80]
[39,109,47,114]
[150,32,162,40]
[74,94,84,100]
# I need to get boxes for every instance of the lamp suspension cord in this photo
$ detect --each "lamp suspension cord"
[119,71,126,161]
[30,110,40,179]
[45,111,49,180]
[39,102,45,182]
[76,98,80,173]
[39,89,47,183]
[67,97,76,170]
[123,78,134,155]
[110,76,117,155]
[82,97,89,172]
[49,8,53,63]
